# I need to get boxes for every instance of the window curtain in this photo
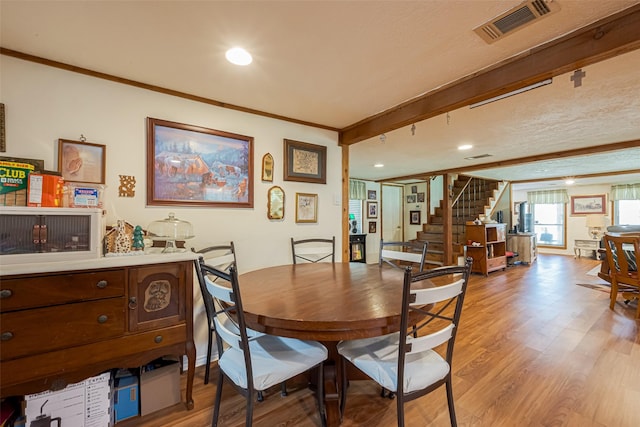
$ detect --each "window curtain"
[611,183,640,201]
[349,179,366,200]
[527,189,569,204]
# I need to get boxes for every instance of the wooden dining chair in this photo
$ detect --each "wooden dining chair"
[193,243,238,385]
[291,236,336,264]
[338,258,473,427]
[603,234,639,319]
[198,260,328,427]
[379,240,428,272]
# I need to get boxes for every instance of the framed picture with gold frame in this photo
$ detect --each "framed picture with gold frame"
[58,139,106,184]
[262,153,274,182]
[295,192,318,223]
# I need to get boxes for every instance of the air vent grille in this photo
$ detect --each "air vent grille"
[474,0,560,44]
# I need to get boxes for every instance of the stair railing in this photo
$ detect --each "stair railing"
[451,176,497,245]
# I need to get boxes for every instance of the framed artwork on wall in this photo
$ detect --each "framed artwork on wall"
[295,192,318,223]
[410,210,421,225]
[58,139,106,184]
[367,189,377,200]
[407,194,416,203]
[570,194,606,215]
[368,221,377,233]
[262,153,274,182]
[367,201,378,218]
[146,117,253,208]
[283,139,326,184]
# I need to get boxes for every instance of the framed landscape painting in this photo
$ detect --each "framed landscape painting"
[571,194,606,215]
[147,117,253,208]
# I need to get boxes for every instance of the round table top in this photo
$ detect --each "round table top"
[238,262,422,341]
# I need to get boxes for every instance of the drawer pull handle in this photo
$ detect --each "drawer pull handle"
[128,297,137,310]
[1,332,14,341]
[97,315,108,324]
[96,280,108,289]
[0,289,12,299]
[154,335,163,344]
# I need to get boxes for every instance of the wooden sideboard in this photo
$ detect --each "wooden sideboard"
[0,252,197,412]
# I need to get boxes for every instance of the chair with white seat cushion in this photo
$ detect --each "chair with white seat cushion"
[379,240,428,272]
[291,236,336,264]
[337,258,472,427]
[193,243,238,385]
[198,259,328,427]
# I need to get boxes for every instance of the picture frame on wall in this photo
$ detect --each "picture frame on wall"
[410,210,421,225]
[295,192,318,223]
[367,201,378,218]
[58,139,106,184]
[411,185,418,194]
[407,194,416,204]
[367,189,377,200]
[368,221,377,233]
[283,139,326,184]
[262,153,274,182]
[417,192,425,203]
[146,117,253,208]
[570,194,606,215]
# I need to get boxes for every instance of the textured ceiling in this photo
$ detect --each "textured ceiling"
[1,0,639,187]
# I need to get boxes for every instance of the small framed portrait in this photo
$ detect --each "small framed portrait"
[407,194,417,203]
[411,185,418,194]
[262,153,274,182]
[410,210,421,225]
[367,189,377,200]
[417,192,425,203]
[368,221,377,234]
[58,139,106,184]
[367,201,378,218]
[295,192,318,223]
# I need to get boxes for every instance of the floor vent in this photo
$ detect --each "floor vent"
[474,0,560,44]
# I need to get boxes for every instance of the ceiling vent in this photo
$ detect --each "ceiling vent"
[474,0,560,44]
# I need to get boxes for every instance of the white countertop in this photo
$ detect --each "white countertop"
[0,251,199,276]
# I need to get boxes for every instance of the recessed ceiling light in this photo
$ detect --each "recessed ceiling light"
[225,47,252,66]
[374,163,384,168]
[564,178,575,185]
[458,144,473,150]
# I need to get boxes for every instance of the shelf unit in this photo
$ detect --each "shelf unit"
[466,223,507,275]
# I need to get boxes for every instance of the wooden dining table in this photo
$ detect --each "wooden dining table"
[238,262,425,427]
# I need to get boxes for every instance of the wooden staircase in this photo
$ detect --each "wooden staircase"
[413,175,506,268]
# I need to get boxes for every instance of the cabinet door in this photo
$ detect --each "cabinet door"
[128,262,187,332]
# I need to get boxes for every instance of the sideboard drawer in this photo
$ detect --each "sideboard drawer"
[1,297,126,360]
[0,270,125,312]
[486,256,506,270]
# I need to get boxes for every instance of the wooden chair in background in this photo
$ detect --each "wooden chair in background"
[603,234,639,319]
[291,236,336,264]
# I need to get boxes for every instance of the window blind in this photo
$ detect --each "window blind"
[611,183,640,201]
[527,189,569,204]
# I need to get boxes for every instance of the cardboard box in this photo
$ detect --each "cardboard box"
[140,360,181,416]
[113,374,139,422]
[0,160,34,206]
[27,173,64,207]
[24,372,111,427]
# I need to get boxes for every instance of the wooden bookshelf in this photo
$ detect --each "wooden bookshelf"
[466,223,507,275]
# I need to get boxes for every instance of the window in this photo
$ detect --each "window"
[532,203,565,247]
[614,200,640,225]
[348,199,363,234]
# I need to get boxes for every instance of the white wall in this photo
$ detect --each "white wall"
[1,56,342,365]
[512,184,612,256]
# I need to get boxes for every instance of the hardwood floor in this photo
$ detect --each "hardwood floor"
[134,254,639,427]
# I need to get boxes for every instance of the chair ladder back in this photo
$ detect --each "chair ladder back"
[379,240,428,272]
[406,323,455,354]
[410,278,465,306]
[291,237,336,264]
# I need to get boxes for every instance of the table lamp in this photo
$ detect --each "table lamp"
[586,215,606,240]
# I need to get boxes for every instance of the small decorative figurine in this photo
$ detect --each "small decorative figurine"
[132,225,145,251]
[114,219,131,253]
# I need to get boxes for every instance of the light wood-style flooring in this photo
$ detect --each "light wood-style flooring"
[133,254,639,427]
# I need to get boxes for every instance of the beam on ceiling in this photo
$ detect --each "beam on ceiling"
[511,168,640,184]
[339,4,640,146]
[377,140,640,182]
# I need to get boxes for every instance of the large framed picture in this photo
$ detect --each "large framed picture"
[570,194,606,215]
[283,139,326,184]
[295,192,318,223]
[147,117,253,208]
[58,139,106,184]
